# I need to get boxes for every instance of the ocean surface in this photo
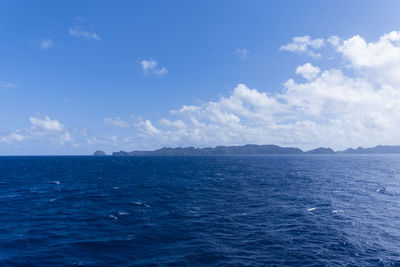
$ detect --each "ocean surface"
[1,155,400,266]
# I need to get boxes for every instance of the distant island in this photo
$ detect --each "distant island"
[93,150,107,156]
[93,144,400,156]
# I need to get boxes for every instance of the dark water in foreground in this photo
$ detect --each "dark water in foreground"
[1,155,400,266]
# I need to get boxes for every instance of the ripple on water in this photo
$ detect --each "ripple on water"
[0,155,400,265]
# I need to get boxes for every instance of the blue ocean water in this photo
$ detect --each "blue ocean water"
[0,155,400,266]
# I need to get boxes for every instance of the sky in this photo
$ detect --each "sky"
[2,1,400,155]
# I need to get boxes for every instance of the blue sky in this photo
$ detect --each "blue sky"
[2,1,400,154]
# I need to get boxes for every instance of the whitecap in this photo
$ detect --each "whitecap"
[118,211,128,216]
[376,188,387,193]
[132,201,150,207]
[51,181,60,185]
[332,209,344,213]
[307,207,316,211]
[0,193,18,199]
[109,214,118,220]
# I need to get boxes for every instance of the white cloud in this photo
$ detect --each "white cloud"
[131,80,399,150]
[0,115,74,146]
[28,115,73,145]
[296,63,320,81]
[40,39,53,50]
[171,105,201,114]
[0,131,25,143]
[337,31,400,87]
[135,119,160,135]
[104,117,130,128]
[126,31,400,150]
[140,59,157,71]
[236,48,249,59]
[327,35,340,46]
[30,116,64,131]
[140,59,168,76]
[159,119,186,129]
[69,27,101,41]
[280,35,325,58]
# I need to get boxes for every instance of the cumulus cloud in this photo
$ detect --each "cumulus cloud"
[69,27,101,41]
[140,59,168,76]
[0,116,74,146]
[104,117,130,128]
[336,31,400,87]
[131,80,399,150]
[327,35,340,46]
[140,59,157,71]
[295,63,320,81]
[127,31,400,150]
[159,119,186,129]
[30,116,64,131]
[0,131,25,143]
[236,48,249,59]
[135,119,161,135]
[280,35,325,58]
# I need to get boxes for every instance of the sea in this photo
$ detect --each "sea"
[0,155,400,266]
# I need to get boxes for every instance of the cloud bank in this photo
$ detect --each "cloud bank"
[0,116,73,146]
[131,31,400,150]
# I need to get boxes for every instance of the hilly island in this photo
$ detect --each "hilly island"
[93,144,400,156]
